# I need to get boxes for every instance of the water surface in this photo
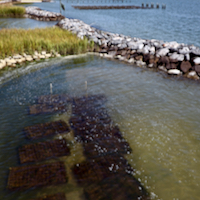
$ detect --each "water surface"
[0,55,200,200]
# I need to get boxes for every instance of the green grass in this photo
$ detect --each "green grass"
[0,27,94,59]
[0,5,25,17]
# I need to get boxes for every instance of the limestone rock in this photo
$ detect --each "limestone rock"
[186,71,199,80]
[168,69,182,75]
[193,57,200,65]
[170,52,184,61]
[157,48,169,57]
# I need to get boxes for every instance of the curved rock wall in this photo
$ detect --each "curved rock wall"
[57,18,200,80]
[25,6,65,21]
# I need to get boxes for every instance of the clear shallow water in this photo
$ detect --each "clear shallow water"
[0,55,200,199]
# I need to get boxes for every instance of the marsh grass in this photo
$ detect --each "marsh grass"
[0,27,94,59]
[0,5,25,17]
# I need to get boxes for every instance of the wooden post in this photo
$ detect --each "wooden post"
[156,3,159,8]
[151,3,154,8]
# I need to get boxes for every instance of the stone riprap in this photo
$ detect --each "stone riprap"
[57,18,200,81]
[0,51,61,69]
[25,6,64,21]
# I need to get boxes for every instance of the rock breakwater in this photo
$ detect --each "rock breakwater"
[25,6,64,21]
[57,18,200,81]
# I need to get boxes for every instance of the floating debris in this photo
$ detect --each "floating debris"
[19,139,70,164]
[72,155,134,186]
[24,120,70,140]
[30,193,66,200]
[7,162,67,190]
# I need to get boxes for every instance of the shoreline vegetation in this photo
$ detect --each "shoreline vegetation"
[0,27,95,69]
[0,4,25,17]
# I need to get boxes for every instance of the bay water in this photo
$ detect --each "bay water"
[0,0,200,199]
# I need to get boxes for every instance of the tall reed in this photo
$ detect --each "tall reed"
[0,27,94,59]
[0,5,25,17]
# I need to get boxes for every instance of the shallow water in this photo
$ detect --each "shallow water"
[0,55,200,199]
[0,17,57,29]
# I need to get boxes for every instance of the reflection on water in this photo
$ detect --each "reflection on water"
[0,18,57,29]
[0,55,200,200]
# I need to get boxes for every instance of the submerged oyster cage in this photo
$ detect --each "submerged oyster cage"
[29,103,67,115]
[37,94,71,104]
[24,120,70,139]
[7,162,67,190]
[19,139,70,164]
[30,193,66,200]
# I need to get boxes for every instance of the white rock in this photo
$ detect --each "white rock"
[41,51,46,55]
[34,51,39,56]
[6,59,16,64]
[0,63,5,69]
[136,60,146,67]
[158,66,167,72]
[38,55,46,59]
[168,69,182,75]
[55,53,61,57]
[193,57,200,65]
[137,43,144,50]
[16,58,24,64]
[179,47,190,54]
[127,58,135,63]
[13,54,22,59]
[187,71,199,80]
[170,53,184,61]
[148,63,154,68]
[45,53,52,58]
[0,59,6,66]
[26,56,33,62]
[104,54,113,59]
[157,48,169,57]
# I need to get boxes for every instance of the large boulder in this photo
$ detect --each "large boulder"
[156,48,169,57]
[180,61,192,73]
[158,56,169,66]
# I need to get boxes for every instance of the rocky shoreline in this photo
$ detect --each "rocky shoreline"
[1,6,200,81]
[24,6,65,21]
[57,17,200,80]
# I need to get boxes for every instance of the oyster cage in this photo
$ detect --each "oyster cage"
[7,162,67,190]
[30,193,66,200]
[24,120,70,140]
[19,139,70,164]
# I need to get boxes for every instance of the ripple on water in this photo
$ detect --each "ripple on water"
[0,55,200,200]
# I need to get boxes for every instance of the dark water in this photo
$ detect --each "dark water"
[0,55,200,199]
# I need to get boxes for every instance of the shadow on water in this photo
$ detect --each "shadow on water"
[0,55,200,200]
